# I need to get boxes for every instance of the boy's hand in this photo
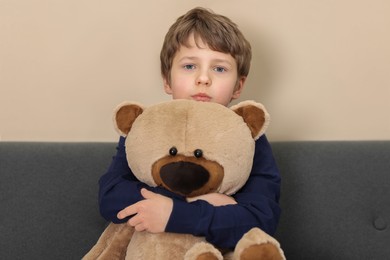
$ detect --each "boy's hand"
[186,193,237,206]
[117,188,173,233]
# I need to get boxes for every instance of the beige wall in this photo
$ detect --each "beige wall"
[1,0,389,142]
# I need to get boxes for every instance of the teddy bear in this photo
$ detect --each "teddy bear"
[84,99,285,260]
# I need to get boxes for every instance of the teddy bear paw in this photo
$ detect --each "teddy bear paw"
[234,228,285,260]
[238,243,283,260]
[184,242,223,260]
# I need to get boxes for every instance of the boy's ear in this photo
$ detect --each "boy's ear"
[113,102,144,136]
[231,76,246,100]
[230,100,270,140]
[163,78,173,94]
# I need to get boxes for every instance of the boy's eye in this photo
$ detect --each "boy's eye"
[184,64,195,70]
[214,66,226,73]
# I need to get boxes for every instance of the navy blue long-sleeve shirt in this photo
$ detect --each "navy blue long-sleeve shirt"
[98,135,281,249]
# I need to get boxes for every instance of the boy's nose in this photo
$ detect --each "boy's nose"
[196,71,211,86]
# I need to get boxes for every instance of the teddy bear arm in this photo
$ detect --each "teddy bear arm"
[83,223,134,260]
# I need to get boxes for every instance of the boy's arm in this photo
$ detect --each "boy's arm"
[99,137,175,223]
[164,135,281,249]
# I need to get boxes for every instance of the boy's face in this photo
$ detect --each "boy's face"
[164,35,246,107]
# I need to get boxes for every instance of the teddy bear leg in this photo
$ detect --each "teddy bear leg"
[233,228,285,260]
[184,242,224,260]
[83,223,134,260]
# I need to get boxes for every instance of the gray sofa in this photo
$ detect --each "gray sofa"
[1,141,389,259]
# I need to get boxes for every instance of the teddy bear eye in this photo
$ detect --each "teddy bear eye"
[194,149,203,158]
[169,147,178,156]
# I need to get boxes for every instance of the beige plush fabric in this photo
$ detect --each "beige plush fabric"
[84,100,285,260]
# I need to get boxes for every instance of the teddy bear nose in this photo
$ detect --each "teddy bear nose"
[160,161,209,195]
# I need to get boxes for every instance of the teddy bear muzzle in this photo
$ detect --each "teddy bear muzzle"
[160,161,209,196]
[152,155,224,197]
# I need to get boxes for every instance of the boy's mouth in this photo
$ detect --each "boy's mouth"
[191,93,211,102]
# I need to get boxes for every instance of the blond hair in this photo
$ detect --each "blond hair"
[160,7,252,83]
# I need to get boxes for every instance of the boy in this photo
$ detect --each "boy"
[98,7,281,250]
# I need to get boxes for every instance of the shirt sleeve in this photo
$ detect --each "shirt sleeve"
[98,136,175,223]
[164,135,281,249]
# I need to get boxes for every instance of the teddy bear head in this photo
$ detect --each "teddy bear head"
[114,99,269,197]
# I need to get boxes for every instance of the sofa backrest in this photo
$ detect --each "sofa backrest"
[0,142,114,259]
[272,141,390,259]
[0,141,389,259]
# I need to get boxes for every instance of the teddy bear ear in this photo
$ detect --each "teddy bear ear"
[113,102,144,137]
[230,100,270,140]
